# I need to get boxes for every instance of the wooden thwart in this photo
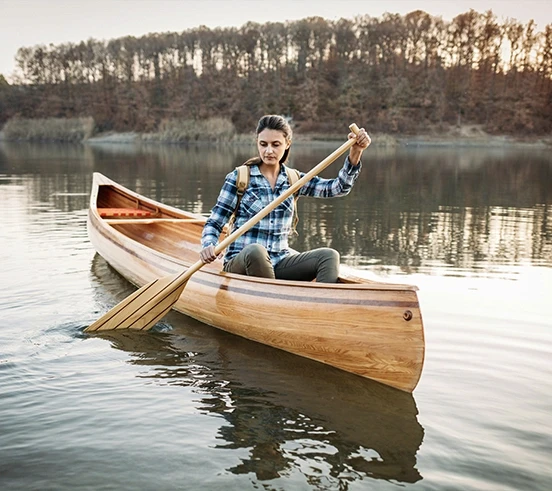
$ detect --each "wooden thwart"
[105,218,205,225]
[98,208,154,218]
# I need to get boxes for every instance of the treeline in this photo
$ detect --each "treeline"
[1,9,551,136]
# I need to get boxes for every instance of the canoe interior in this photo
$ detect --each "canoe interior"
[95,182,415,287]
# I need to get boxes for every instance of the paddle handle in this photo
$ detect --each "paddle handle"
[177,124,361,282]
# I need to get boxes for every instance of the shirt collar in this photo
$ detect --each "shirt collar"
[249,163,288,182]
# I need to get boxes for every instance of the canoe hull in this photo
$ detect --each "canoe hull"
[87,173,425,392]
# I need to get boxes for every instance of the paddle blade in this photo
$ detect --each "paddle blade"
[85,274,188,332]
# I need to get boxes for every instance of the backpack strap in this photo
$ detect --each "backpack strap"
[235,164,250,196]
[227,164,249,234]
[285,167,301,187]
[285,167,301,235]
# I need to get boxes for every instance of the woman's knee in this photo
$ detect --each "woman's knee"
[242,244,274,278]
[319,247,339,264]
[316,248,339,283]
[243,243,269,262]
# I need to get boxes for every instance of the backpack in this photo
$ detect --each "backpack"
[227,164,302,235]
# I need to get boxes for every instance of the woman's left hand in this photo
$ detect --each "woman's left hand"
[349,128,371,149]
[348,127,371,165]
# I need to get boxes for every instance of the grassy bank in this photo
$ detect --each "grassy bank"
[3,117,95,142]
[2,117,551,148]
[142,117,236,144]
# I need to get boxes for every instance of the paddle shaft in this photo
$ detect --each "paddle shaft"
[171,124,360,286]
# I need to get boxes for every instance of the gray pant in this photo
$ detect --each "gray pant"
[223,243,340,283]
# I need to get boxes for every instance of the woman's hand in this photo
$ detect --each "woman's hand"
[200,244,221,264]
[348,127,371,165]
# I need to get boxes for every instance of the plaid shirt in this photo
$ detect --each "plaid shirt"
[201,157,362,266]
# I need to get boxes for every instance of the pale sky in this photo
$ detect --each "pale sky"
[1,0,551,80]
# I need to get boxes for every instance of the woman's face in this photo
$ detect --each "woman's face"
[257,128,290,166]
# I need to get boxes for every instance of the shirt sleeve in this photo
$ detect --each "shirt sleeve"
[201,170,238,248]
[298,156,362,198]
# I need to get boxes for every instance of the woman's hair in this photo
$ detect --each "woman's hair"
[244,115,293,166]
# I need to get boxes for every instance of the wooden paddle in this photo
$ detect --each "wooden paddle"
[85,124,361,332]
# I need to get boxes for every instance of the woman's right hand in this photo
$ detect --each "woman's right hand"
[200,244,220,264]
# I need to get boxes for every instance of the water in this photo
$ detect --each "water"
[0,140,551,490]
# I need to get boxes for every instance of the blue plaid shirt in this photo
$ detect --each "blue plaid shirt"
[201,157,362,266]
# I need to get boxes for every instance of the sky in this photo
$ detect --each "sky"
[1,0,552,80]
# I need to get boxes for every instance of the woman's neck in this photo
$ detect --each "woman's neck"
[259,162,281,190]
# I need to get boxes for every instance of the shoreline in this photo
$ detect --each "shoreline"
[82,131,552,149]
[1,129,551,149]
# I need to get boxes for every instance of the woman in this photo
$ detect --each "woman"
[200,115,371,283]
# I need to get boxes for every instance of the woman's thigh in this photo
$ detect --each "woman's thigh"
[223,243,275,278]
[275,248,339,283]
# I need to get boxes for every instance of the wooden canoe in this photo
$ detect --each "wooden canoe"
[87,172,425,392]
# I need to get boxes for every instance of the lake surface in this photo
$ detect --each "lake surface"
[0,140,551,490]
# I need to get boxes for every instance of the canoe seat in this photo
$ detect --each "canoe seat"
[98,208,154,218]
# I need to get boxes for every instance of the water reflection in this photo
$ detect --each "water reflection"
[292,147,552,275]
[2,140,551,277]
[89,255,424,485]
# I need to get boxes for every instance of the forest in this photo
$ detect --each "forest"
[0,9,551,137]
